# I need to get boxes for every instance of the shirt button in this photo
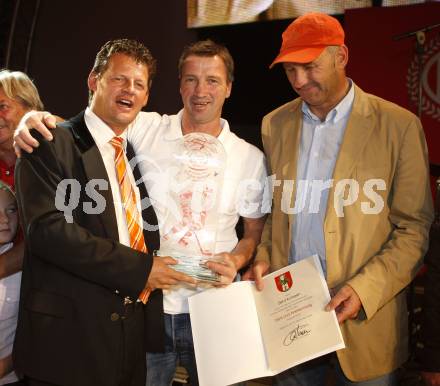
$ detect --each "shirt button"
[5,170,10,175]
[110,312,120,321]
[314,152,319,157]
[6,297,11,301]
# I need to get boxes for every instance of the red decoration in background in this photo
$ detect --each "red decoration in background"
[345,3,440,165]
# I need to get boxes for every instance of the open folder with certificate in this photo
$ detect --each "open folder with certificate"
[188,255,345,386]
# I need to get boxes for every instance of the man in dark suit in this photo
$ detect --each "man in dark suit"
[13,39,195,386]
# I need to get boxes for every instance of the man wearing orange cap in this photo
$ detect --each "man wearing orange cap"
[245,12,433,385]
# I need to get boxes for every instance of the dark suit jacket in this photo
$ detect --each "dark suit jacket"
[13,112,164,386]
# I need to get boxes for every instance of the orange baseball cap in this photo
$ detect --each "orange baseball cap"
[270,13,345,68]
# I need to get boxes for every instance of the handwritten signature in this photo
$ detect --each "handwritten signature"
[283,324,311,346]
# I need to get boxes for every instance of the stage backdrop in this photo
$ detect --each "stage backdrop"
[345,2,440,165]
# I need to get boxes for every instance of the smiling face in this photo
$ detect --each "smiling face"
[180,54,231,134]
[283,46,349,119]
[0,188,18,245]
[88,53,149,135]
[0,88,27,149]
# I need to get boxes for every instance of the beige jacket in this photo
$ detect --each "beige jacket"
[255,84,433,381]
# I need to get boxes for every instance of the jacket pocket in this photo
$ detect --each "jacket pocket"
[25,289,74,319]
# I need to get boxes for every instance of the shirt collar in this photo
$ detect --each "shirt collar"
[301,79,354,124]
[165,109,231,143]
[0,242,13,254]
[84,107,128,147]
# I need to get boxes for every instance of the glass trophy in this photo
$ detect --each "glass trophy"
[157,132,226,283]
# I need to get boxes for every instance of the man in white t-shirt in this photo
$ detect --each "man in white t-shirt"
[129,39,268,386]
[14,40,267,386]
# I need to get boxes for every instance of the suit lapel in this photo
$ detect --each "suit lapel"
[65,112,119,241]
[277,102,303,248]
[126,142,160,252]
[281,106,302,183]
[331,86,374,181]
[326,85,375,222]
[81,148,119,241]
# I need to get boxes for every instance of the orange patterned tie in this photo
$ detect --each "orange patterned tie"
[110,136,151,303]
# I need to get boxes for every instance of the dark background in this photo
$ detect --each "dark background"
[0,0,342,149]
[0,0,437,154]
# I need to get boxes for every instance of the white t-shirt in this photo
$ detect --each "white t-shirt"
[0,242,20,385]
[128,110,268,313]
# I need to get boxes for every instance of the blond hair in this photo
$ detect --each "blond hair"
[0,69,44,111]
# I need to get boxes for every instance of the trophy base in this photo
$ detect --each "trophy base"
[170,255,220,283]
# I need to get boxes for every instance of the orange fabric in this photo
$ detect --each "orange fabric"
[110,137,150,303]
[270,12,345,67]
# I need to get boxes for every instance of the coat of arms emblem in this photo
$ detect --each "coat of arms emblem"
[274,271,293,292]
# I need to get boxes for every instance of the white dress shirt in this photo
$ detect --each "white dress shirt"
[84,107,143,247]
[290,81,355,275]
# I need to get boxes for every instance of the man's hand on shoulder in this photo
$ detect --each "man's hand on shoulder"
[14,110,58,157]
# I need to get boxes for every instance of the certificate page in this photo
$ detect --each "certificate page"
[188,281,270,386]
[254,255,345,373]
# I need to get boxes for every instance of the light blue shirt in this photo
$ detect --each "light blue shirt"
[289,81,355,275]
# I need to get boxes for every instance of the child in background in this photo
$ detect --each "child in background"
[0,181,22,385]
